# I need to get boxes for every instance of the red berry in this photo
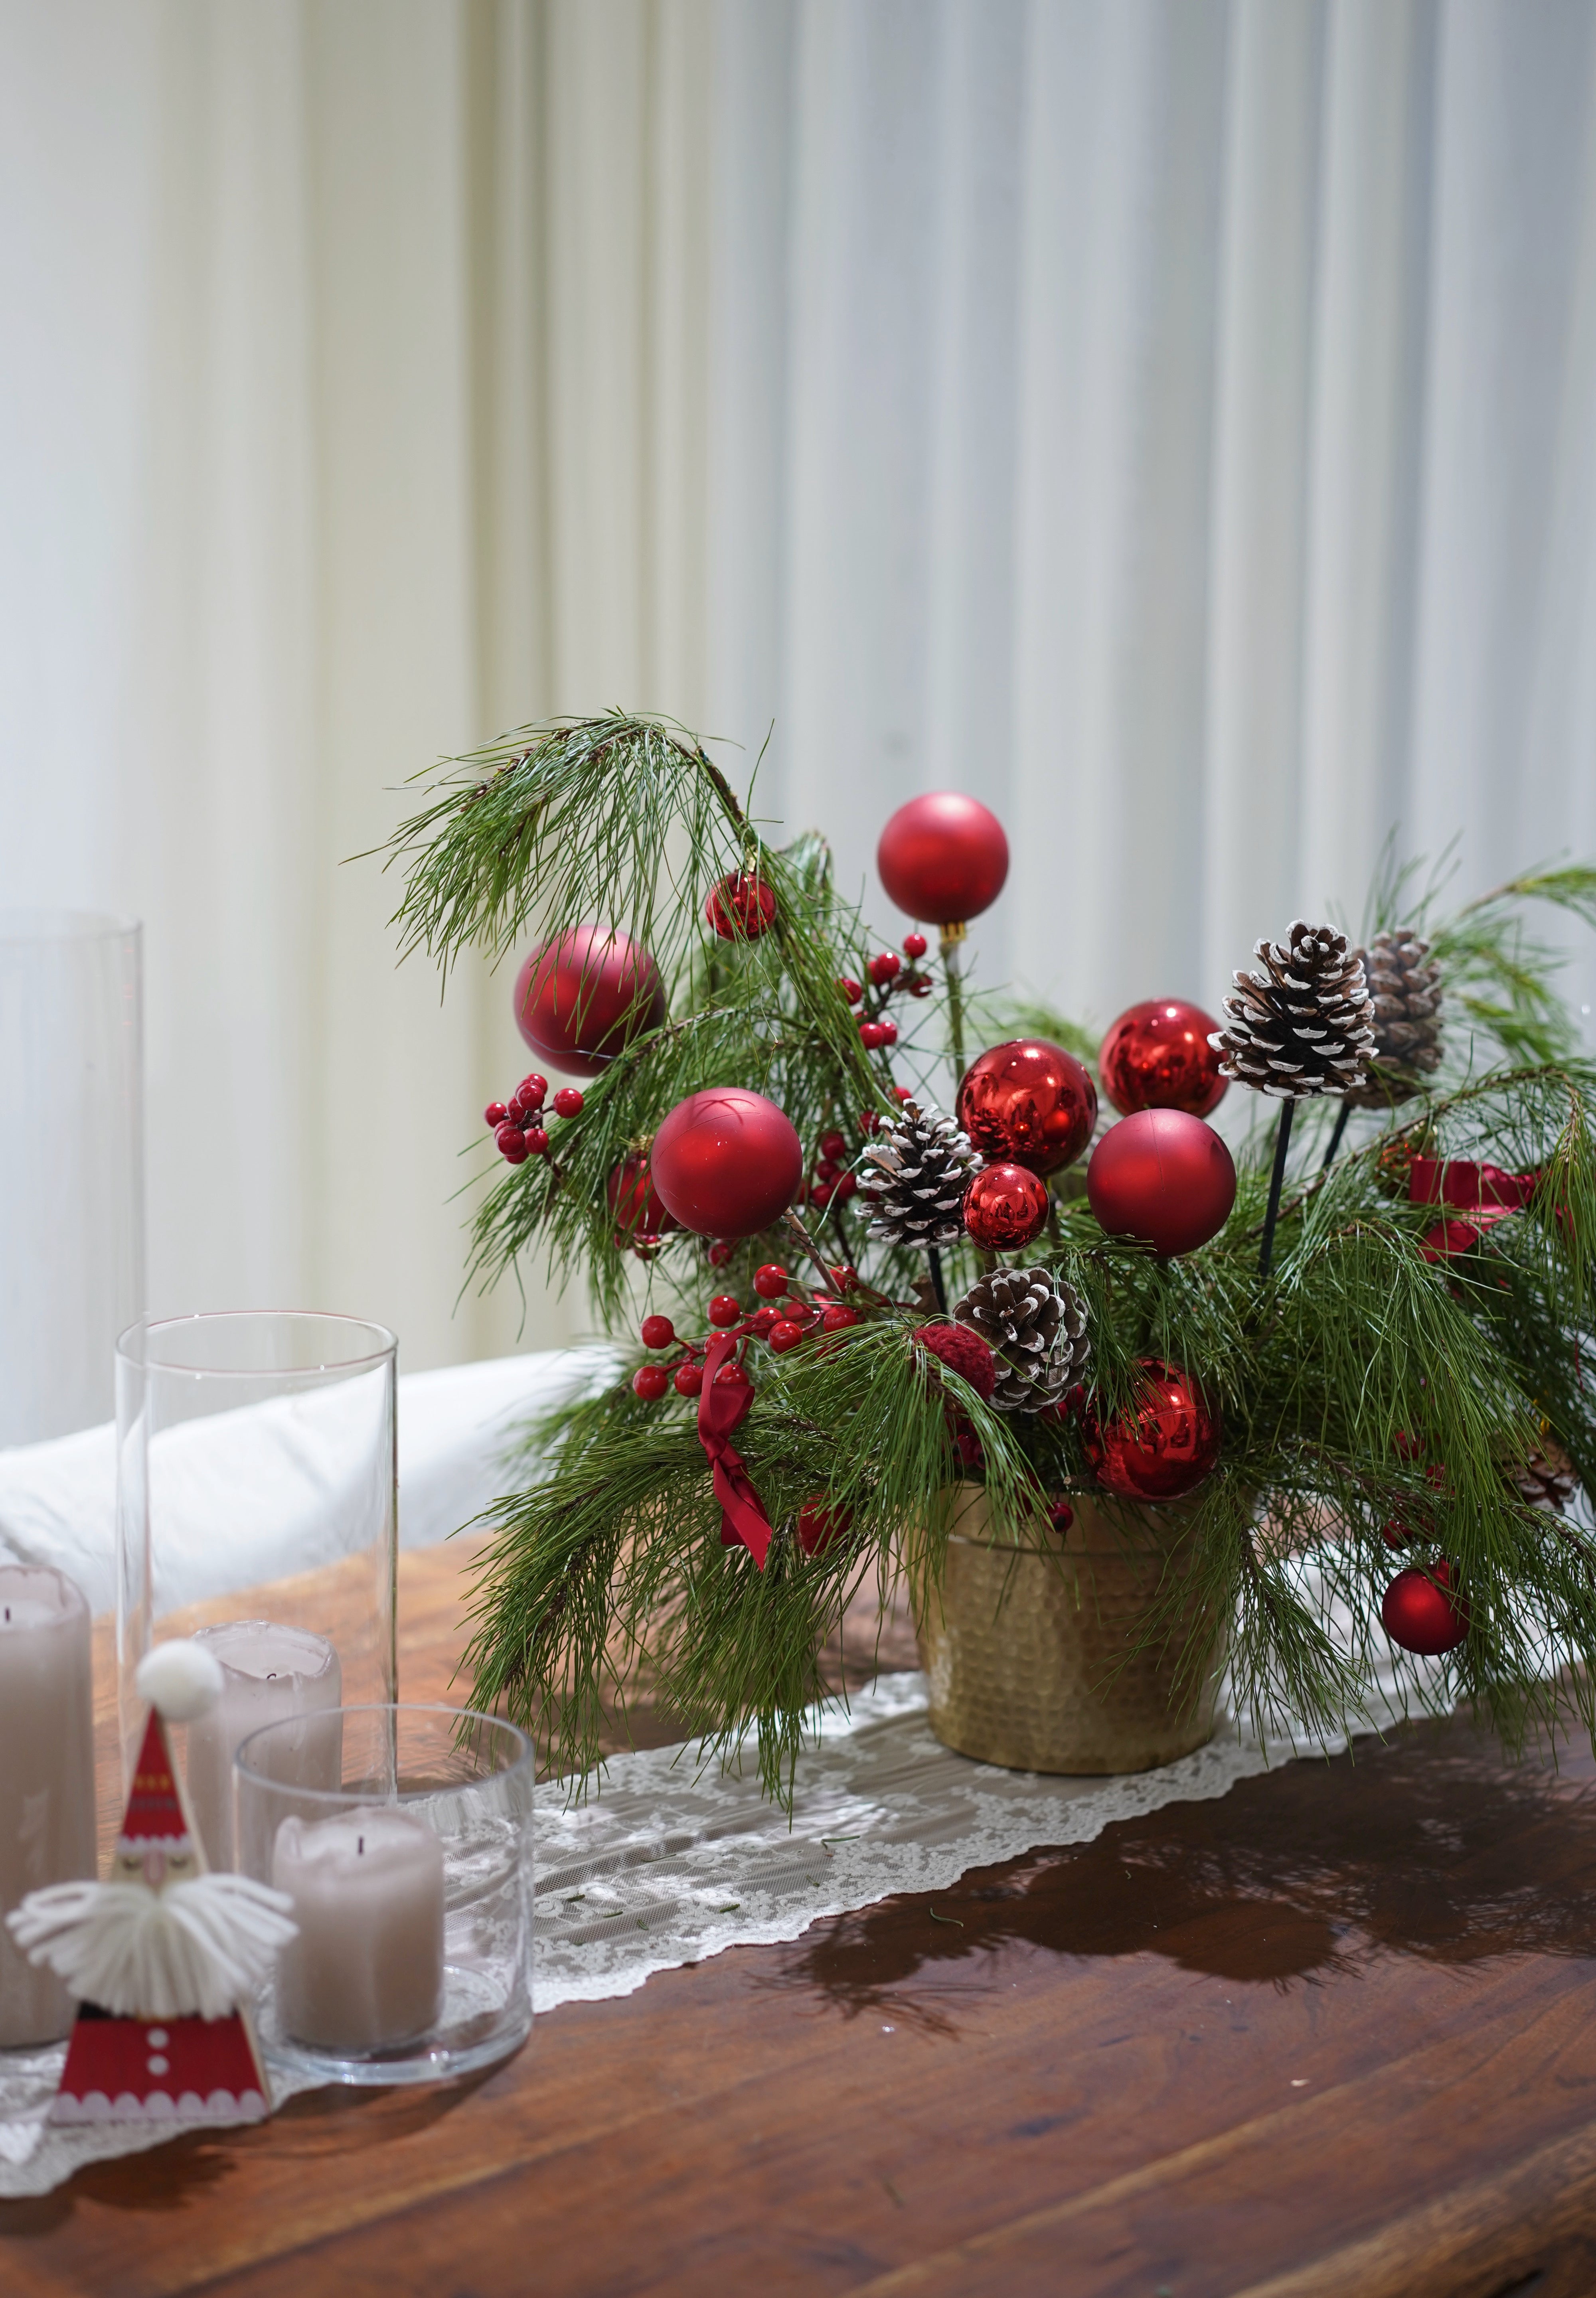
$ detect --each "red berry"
[495,1123,529,1163]
[1046,1497,1075,1534]
[485,1102,508,1127]
[524,1126,550,1155]
[708,1294,743,1328]
[552,1087,584,1119]
[673,1362,704,1397]
[707,1240,734,1267]
[860,1021,887,1049]
[518,1074,547,1108]
[753,1263,790,1299]
[861,1111,881,1133]
[909,978,932,998]
[892,1085,913,1103]
[867,952,902,986]
[821,1303,860,1332]
[810,1181,834,1208]
[632,1365,670,1400]
[797,1499,853,1558]
[816,1159,840,1184]
[714,1360,753,1392]
[1381,1516,1413,1550]
[834,1172,858,1202]
[828,1264,855,1290]
[506,1097,528,1124]
[819,1131,847,1162]
[750,1305,782,1336]
[640,1314,676,1350]
[838,977,863,1004]
[875,1020,899,1048]
[902,932,928,959]
[768,1319,805,1353]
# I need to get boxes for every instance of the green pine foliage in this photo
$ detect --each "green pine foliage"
[387,713,1596,1804]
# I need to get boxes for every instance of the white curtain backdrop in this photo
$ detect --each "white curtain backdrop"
[3,0,1594,1380]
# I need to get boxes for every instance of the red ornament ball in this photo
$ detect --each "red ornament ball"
[705,871,776,940]
[753,1263,789,1299]
[957,1040,1097,1176]
[913,1323,998,1402]
[1099,999,1227,1119]
[1381,1559,1468,1655]
[962,1163,1051,1252]
[877,793,1009,926]
[797,1499,853,1559]
[632,1365,669,1401]
[606,1154,678,1243]
[650,1088,804,1239]
[1082,1361,1221,1501]
[640,1314,676,1350]
[514,926,666,1078]
[1086,1110,1237,1258]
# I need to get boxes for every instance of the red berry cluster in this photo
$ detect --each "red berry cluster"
[629,1262,864,1401]
[801,1128,859,1212]
[484,1073,585,1164]
[839,935,935,1053]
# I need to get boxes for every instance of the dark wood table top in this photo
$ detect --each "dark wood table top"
[10,1548,1596,2296]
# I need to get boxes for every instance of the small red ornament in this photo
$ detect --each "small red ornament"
[705,870,777,940]
[708,1295,743,1329]
[753,1263,789,1299]
[650,1089,804,1238]
[1381,1559,1468,1654]
[523,1126,550,1156]
[674,1362,704,1397]
[913,1324,998,1401]
[551,1087,584,1119]
[514,927,666,1078]
[1099,999,1227,1119]
[768,1319,805,1353]
[606,1154,678,1244]
[957,1039,1097,1176]
[495,1123,529,1163]
[632,1365,670,1401]
[1046,1497,1075,1535]
[640,1314,676,1350]
[1086,1110,1237,1258]
[797,1499,853,1558]
[877,793,1009,926]
[962,1164,1051,1252]
[902,931,928,960]
[867,952,902,987]
[484,1101,508,1127]
[1082,1360,1221,1501]
[839,977,863,1005]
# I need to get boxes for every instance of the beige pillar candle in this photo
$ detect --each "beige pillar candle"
[182,1622,341,1871]
[0,1564,96,2047]
[272,1806,444,2052]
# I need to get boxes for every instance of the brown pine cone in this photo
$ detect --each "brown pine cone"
[1210,922,1375,1099]
[952,1265,1090,1413]
[1343,930,1443,1109]
[1507,1439,1578,1514]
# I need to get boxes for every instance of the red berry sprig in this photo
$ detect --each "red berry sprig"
[484,1072,583,1164]
[627,1256,873,1408]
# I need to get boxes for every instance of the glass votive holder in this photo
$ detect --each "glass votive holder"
[235,1704,534,2087]
[115,1310,397,1863]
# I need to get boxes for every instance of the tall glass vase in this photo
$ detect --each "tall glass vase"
[0,912,144,1447]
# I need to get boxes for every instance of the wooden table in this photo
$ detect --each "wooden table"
[8,1546,1596,2296]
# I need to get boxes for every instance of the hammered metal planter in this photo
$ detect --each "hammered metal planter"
[915,1484,1224,1775]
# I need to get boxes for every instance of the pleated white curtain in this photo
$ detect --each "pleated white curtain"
[2,0,1594,1375]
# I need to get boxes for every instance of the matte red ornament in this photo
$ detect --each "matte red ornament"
[797,1499,852,1559]
[1099,999,1227,1118]
[1381,1559,1468,1655]
[1082,1360,1221,1501]
[962,1163,1050,1252]
[606,1154,679,1243]
[650,1088,804,1238]
[1086,1110,1237,1258]
[513,926,666,1078]
[957,1039,1097,1176]
[705,871,776,940]
[877,793,1009,925]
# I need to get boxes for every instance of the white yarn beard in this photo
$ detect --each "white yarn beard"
[6,1876,296,2022]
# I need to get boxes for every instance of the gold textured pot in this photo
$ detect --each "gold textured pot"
[914,1484,1225,1775]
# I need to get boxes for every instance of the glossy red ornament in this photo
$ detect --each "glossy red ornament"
[650,1088,804,1238]
[956,1039,1097,1176]
[962,1163,1050,1251]
[1381,1559,1468,1655]
[1086,1110,1237,1258]
[606,1155,678,1243]
[797,1499,853,1559]
[705,871,776,940]
[632,1365,669,1401]
[640,1314,676,1350]
[513,926,666,1078]
[1082,1360,1221,1501]
[877,793,1009,925]
[1099,999,1227,1118]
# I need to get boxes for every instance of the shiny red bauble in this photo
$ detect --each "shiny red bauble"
[513,926,666,1078]
[1099,999,1227,1118]
[962,1163,1051,1252]
[957,1040,1097,1176]
[605,1154,678,1242]
[1082,1361,1221,1500]
[877,793,1009,925]
[1086,1110,1237,1258]
[797,1499,853,1559]
[650,1088,804,1238]
[1381,1559,1468,1655]
[705,871,776,940]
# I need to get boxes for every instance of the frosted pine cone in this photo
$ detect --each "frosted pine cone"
[1210,921,1375,1099]
[1343,930,1443,1108]
[1507,1439,1578,1514]
[861,1103,981,1250]
[952,1265,1090,1413]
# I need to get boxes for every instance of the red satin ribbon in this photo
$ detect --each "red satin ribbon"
[698,1332,775,1568]
[1409,1157,1537,1260]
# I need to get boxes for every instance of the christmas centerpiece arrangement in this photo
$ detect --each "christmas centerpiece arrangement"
[384,713,1596,1802]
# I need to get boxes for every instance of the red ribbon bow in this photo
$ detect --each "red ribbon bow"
[698,1332,776,1568]
[1409,1157,1537,1261]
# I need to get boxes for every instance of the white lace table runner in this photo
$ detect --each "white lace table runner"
[0,1654,1430,2199]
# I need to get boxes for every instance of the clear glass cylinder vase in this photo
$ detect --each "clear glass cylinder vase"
[0,911,144,1447]
[115,1312,398,1862]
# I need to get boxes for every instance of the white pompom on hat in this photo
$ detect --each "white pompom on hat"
[135,1638,225,1721]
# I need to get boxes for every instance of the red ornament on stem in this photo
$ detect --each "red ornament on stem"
[956,1040,1097,1176]
[797,1499,853,1559]
[650,1088,804,1239]
[705,872,776,940]
[1381,1560,1468,1655]
[514,927,666,1078]
[1099,999,1227,1118]
[1082,1361,1221,1501]
[962,1164,1051,1252]
[877,794,1009,927]
[606,1154,679,1244]
[1086,1111,1237,1258]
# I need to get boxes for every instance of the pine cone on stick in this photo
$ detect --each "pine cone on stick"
[1343,930,1443,1108]
[1210,921,1375,1099]
[1507,1439,1578,1514]
[860,1103,981,1250]
[952,1265,1090,1413]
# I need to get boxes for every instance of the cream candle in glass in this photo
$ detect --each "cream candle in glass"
[271,1806,444,2052]
[0,1564,97,2047]
[182,1622,342,1870]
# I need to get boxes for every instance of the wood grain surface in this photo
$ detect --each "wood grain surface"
[12,1542,1596,2296]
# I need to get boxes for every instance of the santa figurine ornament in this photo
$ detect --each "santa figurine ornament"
[6,1639,297,2125]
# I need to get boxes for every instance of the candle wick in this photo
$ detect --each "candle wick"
[2,1608,8,1623]
[358,1836,364,1855]
[266,1672,277,1681]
